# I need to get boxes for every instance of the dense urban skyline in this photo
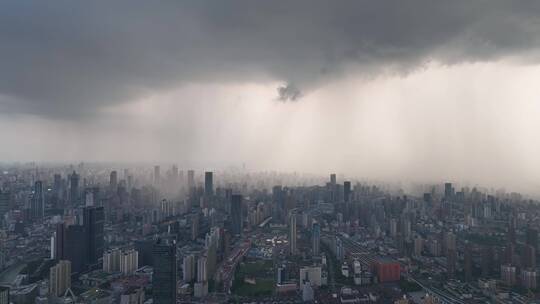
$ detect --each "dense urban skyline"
[1,3,540,303]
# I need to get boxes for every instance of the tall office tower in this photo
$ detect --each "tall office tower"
[83,206,104,269]
[187,170,195,190]
[312,223,320,256]
[204,171,213,196]
[343,181,351,202]
[120,249,139,275]
[172,165,179,183]
[153,239,177,304]
[31,181,44,219]
[526,227,538,250]
[65,225,86,274]
[191,214,199,241]
[522,245,536,269]
[49,260,71,297]
[154,165,161,185]
[55,223,66,261]
[508,217,516,245]
[69,171,80,206]
[127,175,134,190]
[103,249,121,273]
[444,182,453,200]
[289,211,297,255]
[197,255,207,283]
[0,286,9,304]
[53,173,62,199]
[464,242,472,282]
[230,194,243,236]
[447,249,457,277]
[330,174,337,185]
[0,191,10,223]
[183,254,196,282]
[110,171,118,189]
[481,245,494,277]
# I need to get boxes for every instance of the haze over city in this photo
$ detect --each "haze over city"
[0,2,539,193]
[1,3,540,304]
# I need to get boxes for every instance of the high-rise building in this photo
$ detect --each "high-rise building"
[187,170,195,190]
[312,223,320,256]
[69,171,80,206]
[330,174,336,185]
[153,240,177,304]
[110,171,118,190]
[343,181,351,202]
[289,211,297,255]
[522,269,537,289]
[414,236,423,256]
[231,194,243,236]
[49,260,71,297]
[197,255,207,283]
[55,223,66,261]
[120,249,139,275]
[501,264,516,286]
[464,242,472,282]
[103,249,121,273]
[0,286,9,304]
[526,227,538,250]
[31,181,44,219]
[65,225,86,274]
[154,165,161,185]
[183,254,196,282]
[0,191,9,224]
[83,206,104,269]
[204,172,213,196]
[444,182,454,200]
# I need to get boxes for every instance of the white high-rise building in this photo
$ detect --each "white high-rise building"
[49,260,71,297]
[183,254,196,282]
[120,249,139,275]
[103,249,121,273]
[197,256,207,283]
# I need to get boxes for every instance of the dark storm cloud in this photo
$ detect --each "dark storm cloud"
[1,0,540,118]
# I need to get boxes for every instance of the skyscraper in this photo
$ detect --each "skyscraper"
[49,260,71,297]
[55,223,66,261]
[187,170,195,190]
[330,174,336,185]
[31,181,44,219]
[343,181,351,202]
[231,194,243,236]
[154,165,161,185]
[153,239,177,304]
[0,286,9,304]
[65,224,86,274]
[183,254,195,282]
[69,171,80,206]
[0,191,10,224]
[109,171,118,190]
[312,222,320,256]
[444,182,453,200]
[204,171,213,196]
[83,206,104,269]
[120,249,139,275]
[289,211,297,255]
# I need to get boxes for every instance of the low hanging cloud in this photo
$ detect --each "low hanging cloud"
[277,83,302,102]
[1,1,540,118]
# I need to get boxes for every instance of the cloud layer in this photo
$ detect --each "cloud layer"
[2,1,540,117]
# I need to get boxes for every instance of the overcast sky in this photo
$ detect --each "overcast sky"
[1,1,540,192]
